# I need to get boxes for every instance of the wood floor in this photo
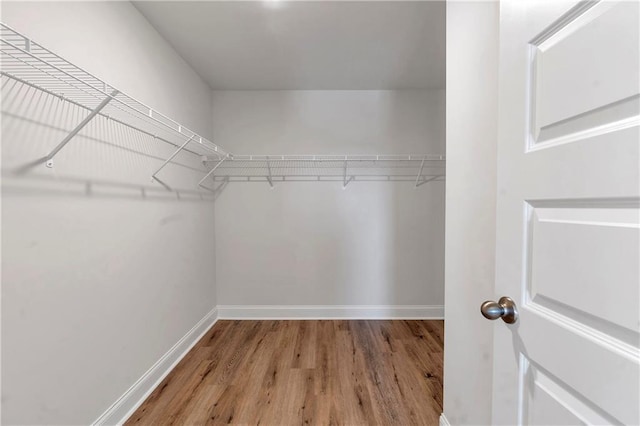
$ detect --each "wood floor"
[126,320,444,426]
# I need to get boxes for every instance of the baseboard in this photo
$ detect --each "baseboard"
[217,305,444,320]
[440,413,451,426]
[92,307,219,426]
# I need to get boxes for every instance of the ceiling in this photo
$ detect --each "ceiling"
[133,1,445,90]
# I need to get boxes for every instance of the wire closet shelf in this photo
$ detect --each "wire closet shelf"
[203,155,446,188]
[0,23,445,189]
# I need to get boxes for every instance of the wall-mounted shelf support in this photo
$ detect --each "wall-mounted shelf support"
[266,157,274,188]
[151,135,194,183]
[198,157,227,188]
[342,159,351,188]
[45,89,119,167]
[415,157,426,187]
[416,175,440,187]
[343,176,354,189]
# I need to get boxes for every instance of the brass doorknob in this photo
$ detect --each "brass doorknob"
[480,296,518,324]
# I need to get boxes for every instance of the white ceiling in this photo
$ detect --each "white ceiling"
[133,1,445,90]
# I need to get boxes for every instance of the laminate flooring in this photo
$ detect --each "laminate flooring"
[125,320,444,426]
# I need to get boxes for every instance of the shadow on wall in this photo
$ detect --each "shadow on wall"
[1,76,223,202]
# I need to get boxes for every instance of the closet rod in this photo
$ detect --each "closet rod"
[202,155,445,162]
[207,175,446,183]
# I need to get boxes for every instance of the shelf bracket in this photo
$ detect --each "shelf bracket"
[342,159,354,188]
[415,157,426,187]
[343,159,349,188]
[416,175,440,187]
[198,176,229,194]
[45,89,119,167]
[343,176,354,188]
[198,157,226,188]
[266,157,274,188]
[151,135,195,182]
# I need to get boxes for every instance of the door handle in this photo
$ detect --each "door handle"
[480,296,518,324]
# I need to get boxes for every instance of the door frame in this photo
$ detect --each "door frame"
[441,1,500,425]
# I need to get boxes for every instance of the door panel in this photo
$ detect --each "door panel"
[493,1,639,425]
[530,2,639,145]
[528,203,639,334]
[525,363,611,425]
[521,310,638,425]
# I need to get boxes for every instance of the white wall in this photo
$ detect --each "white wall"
[443,2,499,425]
[1,2,216,424]
[212,90,445,311]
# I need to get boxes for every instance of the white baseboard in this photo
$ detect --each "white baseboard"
[217,305,444,320]
[92,307,219,426]
[440,413,451,426]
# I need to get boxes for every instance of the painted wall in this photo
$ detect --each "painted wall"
[1,2,216,424]
[442,2,499,425]
[212,90,445,311]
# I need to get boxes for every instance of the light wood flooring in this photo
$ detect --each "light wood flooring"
[125,320,444,425]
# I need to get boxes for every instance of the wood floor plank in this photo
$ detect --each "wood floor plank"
[125,320,444,426]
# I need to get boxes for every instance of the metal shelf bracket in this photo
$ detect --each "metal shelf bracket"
[416,175,440,187]
[415,157,426,187]
[45,89,119,167]
[151,135,195,183]
[342,159,353,189]
[266,156,274,189]
[198,157,227,188]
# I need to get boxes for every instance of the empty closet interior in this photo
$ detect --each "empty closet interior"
[1,1,446,425]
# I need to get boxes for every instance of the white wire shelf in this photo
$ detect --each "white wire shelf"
[0,23,227,163]
[1,22,446,189]
[201,154,446,188]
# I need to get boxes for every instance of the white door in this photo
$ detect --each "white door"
[491,0,640,424]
